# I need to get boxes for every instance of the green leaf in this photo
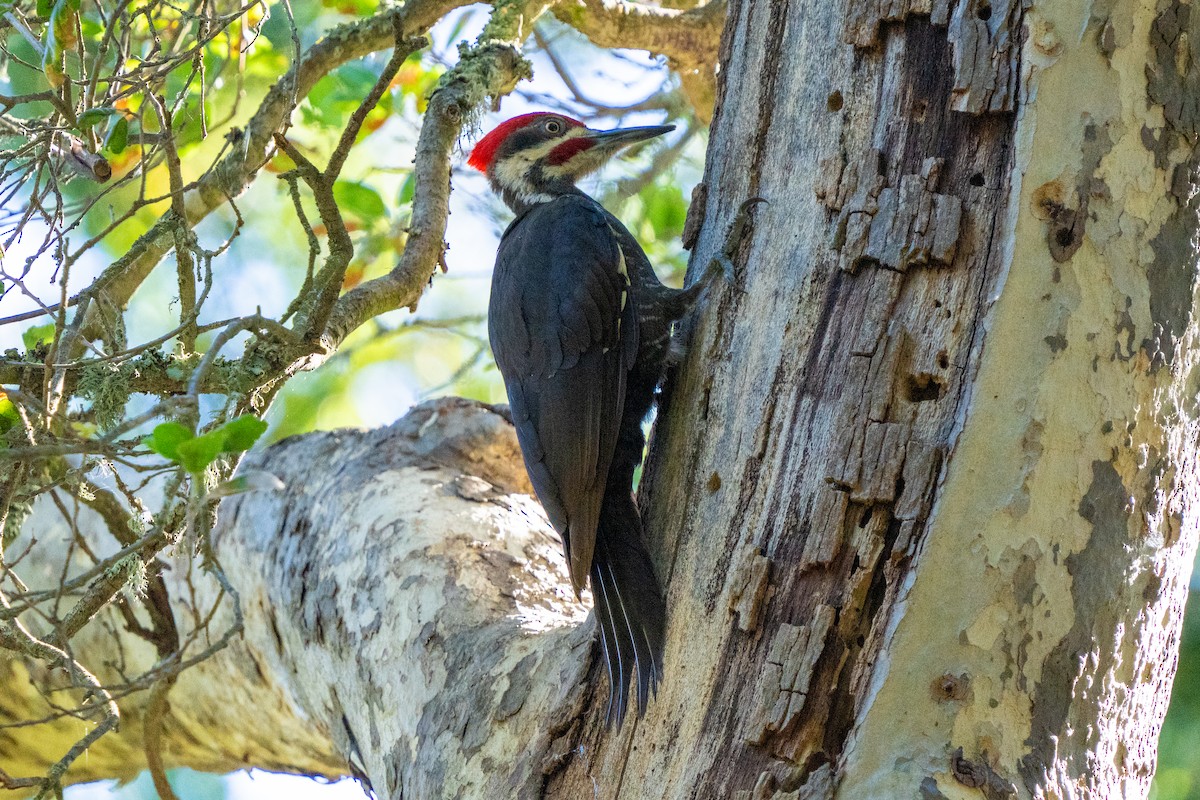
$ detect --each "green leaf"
[175,429,225,473]
[333,180,386,224]
[104,116,128,154]
[218,415,268,452]
[50,0,78,47]
[143,422,193,462]
[640,182,687,241]
[145,415,265,472]
[22,322,55,350]
[77,106,117,131]
[0,396,20,434]
[36,0,52,16]
[80,13,102,37]
[41,41,65,89]
[397,172,416,206]
[336,63,381,98]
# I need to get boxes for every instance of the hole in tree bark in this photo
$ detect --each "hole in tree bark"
[827,90,844,111]
[969,172,985,187]
[977,3,992,19]
[907,374,945,402]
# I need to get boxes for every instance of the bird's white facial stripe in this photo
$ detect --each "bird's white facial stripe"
[493,154,536,193]
[491,128,593,192]
[492,156,555,204]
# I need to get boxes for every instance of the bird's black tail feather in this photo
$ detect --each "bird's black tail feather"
[590,494,666,727]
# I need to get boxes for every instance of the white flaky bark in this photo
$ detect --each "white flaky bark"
[3,399,591,798]
[838,4,1200,797]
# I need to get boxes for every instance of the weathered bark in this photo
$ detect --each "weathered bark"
[543,0,1198,797]
[3,0,1199,798]
[2,400,590,798]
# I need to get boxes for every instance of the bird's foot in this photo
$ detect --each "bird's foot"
[704,196,767,290]
[706,254,738,285]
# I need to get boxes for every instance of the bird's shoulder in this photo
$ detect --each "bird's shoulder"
[501,194,613,247]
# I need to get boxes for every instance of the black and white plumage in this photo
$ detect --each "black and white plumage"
[473,113,717,725]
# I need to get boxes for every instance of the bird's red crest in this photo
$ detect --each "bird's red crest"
[468,113,585,172]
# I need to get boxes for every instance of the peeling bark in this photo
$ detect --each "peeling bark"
[3,1,1199,798]
[1,400,590,797]
[549,0,1200,796]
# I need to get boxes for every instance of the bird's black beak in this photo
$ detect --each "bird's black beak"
[585,124,675,150]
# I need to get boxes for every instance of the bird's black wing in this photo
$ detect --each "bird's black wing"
[489,195,638,594]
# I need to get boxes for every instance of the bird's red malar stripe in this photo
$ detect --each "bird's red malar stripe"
[546,138,594,166]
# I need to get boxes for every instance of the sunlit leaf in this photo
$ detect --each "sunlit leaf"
[0,394,20,434]
[70,421,99,438]
[142,414,266,472]
[22,322,56,350]
[41,49,65,89]
[219,415,268,452]
[334,180,386,225]
[143,422,193,462]
[175,429,225,473]
[640,181,687,241]
[51,0,79,48]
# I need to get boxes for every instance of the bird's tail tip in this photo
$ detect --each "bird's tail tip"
[590,532,666,728]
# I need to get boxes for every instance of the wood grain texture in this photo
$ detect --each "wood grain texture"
[548,0,1200,798]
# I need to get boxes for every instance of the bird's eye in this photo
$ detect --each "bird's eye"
[544,119,563,134]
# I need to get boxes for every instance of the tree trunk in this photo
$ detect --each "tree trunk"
[546,0,1199,797]
[3,1,1198,799]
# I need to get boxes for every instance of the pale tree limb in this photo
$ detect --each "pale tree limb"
[0,398,592,795]
[553,0,725,69]
[551,0,725,119]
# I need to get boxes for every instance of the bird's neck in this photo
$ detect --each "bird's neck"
[489,162,585,214]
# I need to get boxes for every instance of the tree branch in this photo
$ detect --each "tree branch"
[552,0,725,68]
[552,0,724,119]
[323,43,532,348]
[0,399,586,794]
[76,0,471,340]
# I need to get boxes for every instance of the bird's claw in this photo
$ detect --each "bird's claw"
[738,196,769,216]
[710,196,767,290]
[717,254,737,285]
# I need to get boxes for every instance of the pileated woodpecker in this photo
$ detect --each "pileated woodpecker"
[471,113,722,725]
